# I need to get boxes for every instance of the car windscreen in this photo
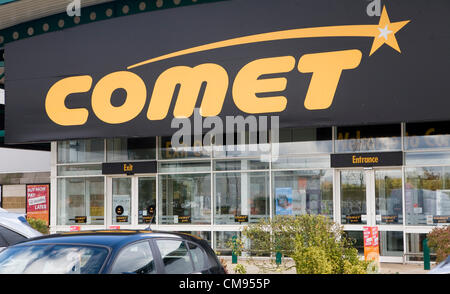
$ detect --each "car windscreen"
[0,244,109,274]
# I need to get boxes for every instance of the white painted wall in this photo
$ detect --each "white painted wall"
[0,147,50,173]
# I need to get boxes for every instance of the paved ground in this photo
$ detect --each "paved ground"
[219,257,433,274]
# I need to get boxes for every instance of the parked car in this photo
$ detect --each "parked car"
[0,208,43,252]
[0,230,226,274]
[429,256,450,274]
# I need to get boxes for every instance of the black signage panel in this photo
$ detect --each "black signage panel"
[5,0,450,143]
[74,216,87,224]
[102,161,157,175]
[433,216,450,224]
[331,152,403,168]
[178,216,191,223]
[235,215,249,223]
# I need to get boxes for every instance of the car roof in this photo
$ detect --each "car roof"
[0,211,42,238]
[9,230,206,249]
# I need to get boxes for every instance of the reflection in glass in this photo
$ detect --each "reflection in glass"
[138,177,156,224]
[57,177,104,225]
[341,170,367,224]
[344,231,364,255]
[273,170,333,218]
[405,167,450,225]
[375,170,403,225]
[277,127,332,155]
[159,173,211,224]
[215,172,269,224]
[214,231,241,255]
[112,178,131,225]
[106,137,156,161]
[57,139,104,163]
[405,121,450,150]
[406,233,437,262]
[335,124,401,153]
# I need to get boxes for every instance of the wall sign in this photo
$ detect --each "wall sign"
[178,216,191,223]
[74,216,87,224]
[26,184,50,225]
[4,0,450,143]
[331,151,403,168]
[102,161,157,175]
[234,215,249,223]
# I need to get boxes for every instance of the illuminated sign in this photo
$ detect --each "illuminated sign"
[331,152,403,168]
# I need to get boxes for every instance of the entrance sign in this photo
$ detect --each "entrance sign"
[363,226,380,263]
[26,184,50,225]
[331,152,403,168]
[5,0,450,143]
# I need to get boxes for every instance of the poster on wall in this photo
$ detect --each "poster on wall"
[363,226,380,263]
[26,184,50,225]
[275,187,293,215]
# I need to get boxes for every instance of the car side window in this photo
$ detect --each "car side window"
[0,225,27,246]
[110,241,156,274]
[187,242,207,271]
[156,239,194,274]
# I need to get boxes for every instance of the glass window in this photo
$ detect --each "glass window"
[138,177,157,224]
[335,124,401,153]
[159,174,211,224]
[0,225,26,246]
[405,121,450,150]
[160,136,210,159]
[57,177,104,225]
[278,127,332,155]
[57,164,102,176]
[106,137,156,161]
[158,161,211,173]
[271,155,330,169]
[273,170,333,218]
[57,139,104,163]
[379,231,403,257]
[340,170,367,224]
[187,242,207,271]
[405,167,450,225]
[0,245,109,274]
[110,241,156,274]
[156,240,194,274]
[215,172,269,224]
[375,170,403,225]
[214,159,269,171]
[405,233,437,262]
[214,231,241,256]
[112,178,131,225]
[344,231,364,255]
[405,151,450,166]
[213,130,271,159]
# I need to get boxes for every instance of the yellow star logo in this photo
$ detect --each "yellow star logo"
[369,6,410,56]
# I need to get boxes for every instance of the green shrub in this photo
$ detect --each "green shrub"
[233,264,247,274]
[27,218,49,235]
[239,214,369,274]
[427,225,450,263]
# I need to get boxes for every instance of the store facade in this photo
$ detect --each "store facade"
[2,0,450,262]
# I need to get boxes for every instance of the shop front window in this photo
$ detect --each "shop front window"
[272,169,333,218]
[278,127,332,155]
[57,177,104,225]
[214,231,241,255]
[335,124,401,153]
[159,173,211,224]
[405,121,450,150]
[340,170,367,224]
[214,172,269,224]
[57,139,104,163]
[160,136,210,159]
[379,231,403,257]
[106,137,156,161]
[375,170,403,225]
[138,177,156,224]
[405,167,450,225]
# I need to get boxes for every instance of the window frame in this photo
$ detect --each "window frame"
[108,239,158,274]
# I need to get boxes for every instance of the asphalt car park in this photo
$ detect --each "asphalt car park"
[0,230,225,274]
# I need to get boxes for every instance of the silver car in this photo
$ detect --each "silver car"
[429,256,450,274]
[0,208,43,252]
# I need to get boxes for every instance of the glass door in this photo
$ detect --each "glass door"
[340,169,369,225]
[108,175,157,228]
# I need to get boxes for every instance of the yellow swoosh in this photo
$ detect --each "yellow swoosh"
[127,24,380,69]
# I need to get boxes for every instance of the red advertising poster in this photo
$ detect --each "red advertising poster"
[26,184,50,225]
[363,226,380,263]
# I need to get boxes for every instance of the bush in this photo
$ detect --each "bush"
[239,214,369,274]
[427,225,450,263]
[233,264,247,274]
[27,218,49,235]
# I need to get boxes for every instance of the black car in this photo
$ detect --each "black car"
[0,230,226,274]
